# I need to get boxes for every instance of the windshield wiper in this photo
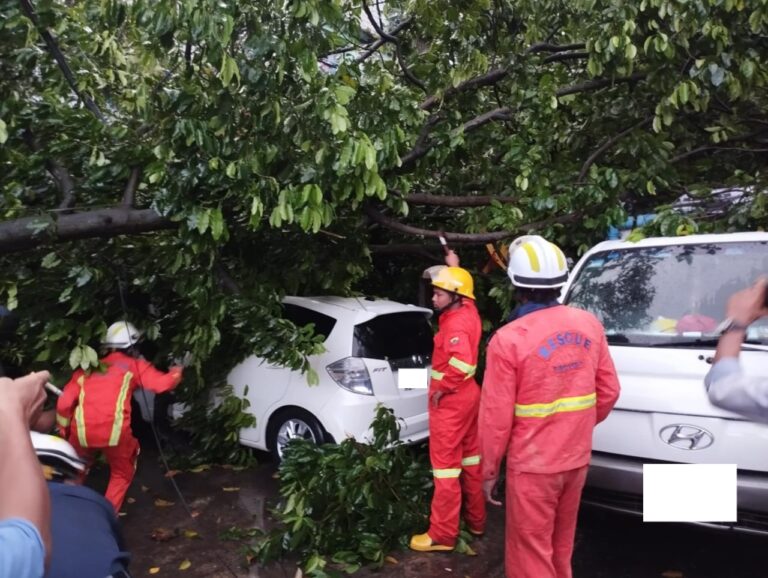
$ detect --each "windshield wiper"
[606,334,630,344]
[651,338,768,351]
[606,335,768,351]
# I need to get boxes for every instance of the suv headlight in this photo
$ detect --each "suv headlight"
[326,357,374,395]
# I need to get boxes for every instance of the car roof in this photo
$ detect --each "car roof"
[283,296,432,324]
[586,231,768,254]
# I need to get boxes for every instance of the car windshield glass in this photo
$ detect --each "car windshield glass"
[282,304,336,341]
[353,312,433,360]
[564,241,768,346]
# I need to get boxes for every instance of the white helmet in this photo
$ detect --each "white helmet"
[507,235,569,289]
[102,320,142,349]
[30,432,86,481]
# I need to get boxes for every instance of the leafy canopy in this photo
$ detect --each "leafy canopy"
[1,0,766,458]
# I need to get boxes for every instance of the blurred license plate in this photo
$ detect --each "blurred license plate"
[398,368,429,389]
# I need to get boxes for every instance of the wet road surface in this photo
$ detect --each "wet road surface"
[109,449,765,578]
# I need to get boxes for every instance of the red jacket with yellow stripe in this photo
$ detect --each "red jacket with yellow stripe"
[56,351,181,448]
[430,299,481,396]
[479,305,620,477]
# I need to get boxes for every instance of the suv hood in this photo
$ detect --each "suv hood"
[610,345,768,419]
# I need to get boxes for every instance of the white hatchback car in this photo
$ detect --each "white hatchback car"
[562,231,768,533]
[228,296,433,460]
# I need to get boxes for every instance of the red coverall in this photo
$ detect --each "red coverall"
[426,299,486,546]
[56,351,181,512]
[479,305,620,578]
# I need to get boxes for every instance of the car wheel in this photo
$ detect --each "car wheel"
[267,409,326,462]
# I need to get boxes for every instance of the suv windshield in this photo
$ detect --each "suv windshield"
[565,241,768,346]
[353,312,433,365]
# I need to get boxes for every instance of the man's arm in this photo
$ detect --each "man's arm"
[478,336,517,504]
[594,332,620,424]
[705,278,768,420]
[713,278,768,363]
[132,357,183,394]
[55,371,83,438]
[0,372,52,569]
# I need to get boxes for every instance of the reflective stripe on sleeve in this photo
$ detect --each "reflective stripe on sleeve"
[56,414,70,427]
[448,356,476,379]
[431,369,445,380]
[515,392,596,418]
[108,372,133,446]
[433,468,462,479]
[75,375,88,447]
[461,455,481,467]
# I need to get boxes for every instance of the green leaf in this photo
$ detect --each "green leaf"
[4,284,17,310]
[220,54,240,87]
[333,85,356,105]
[197,210,210,234]
[69,346,83,370]
[210,208,225,240]
[41,252,61,269]
[0,119,7,144]
[84,345,99,366]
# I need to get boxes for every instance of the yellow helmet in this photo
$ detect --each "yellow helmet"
[431,266,475,300]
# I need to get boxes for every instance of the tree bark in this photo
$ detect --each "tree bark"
[405,193,517,206]
[0,207,175,255]
[364,204,577,243]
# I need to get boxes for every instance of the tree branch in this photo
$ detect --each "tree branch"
[22,129,77,210]
[19,0,105,122]
[578,116,653,182]
[527,42,586,54]
[369,244,441,260]
[420,68,508,111]
[364,204,577,243]
[417,43,596,112]
[670,145,768,163]
[0,207,175,255]
[52,162,77,210]
[121,167,142,207]
[397,112,444,171]
[405,193,517,207]
[353,18,412,64]
[542,51,589,64]
[361,1,425,91]
[461,107,512,132]
[397,107,511,172]
[556,73,646,97]
[214,264,241,295]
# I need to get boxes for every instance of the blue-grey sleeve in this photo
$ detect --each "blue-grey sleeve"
[705,358,768,423]
[0,518,45,578]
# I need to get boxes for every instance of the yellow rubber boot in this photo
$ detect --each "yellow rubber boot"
[409,533,454,552]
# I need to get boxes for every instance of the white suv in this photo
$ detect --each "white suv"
[228,296,432,460]
[562,231,768,533]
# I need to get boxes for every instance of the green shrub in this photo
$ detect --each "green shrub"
[252,405,433,577]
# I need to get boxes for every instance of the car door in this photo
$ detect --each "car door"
[231,303,337,447]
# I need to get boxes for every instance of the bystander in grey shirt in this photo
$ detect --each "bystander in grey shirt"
[705,358,768,423]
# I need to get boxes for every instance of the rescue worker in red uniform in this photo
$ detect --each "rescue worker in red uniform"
[56,321,182,512]
[410,263,486,552]
[479,235,620,578]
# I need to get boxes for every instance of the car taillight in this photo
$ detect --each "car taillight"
[326,357,374,395]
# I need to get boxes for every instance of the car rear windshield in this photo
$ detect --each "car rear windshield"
[353,312,433,360]
[564,241,768,346]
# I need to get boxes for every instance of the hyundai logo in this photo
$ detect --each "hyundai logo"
[659,424,714,450]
